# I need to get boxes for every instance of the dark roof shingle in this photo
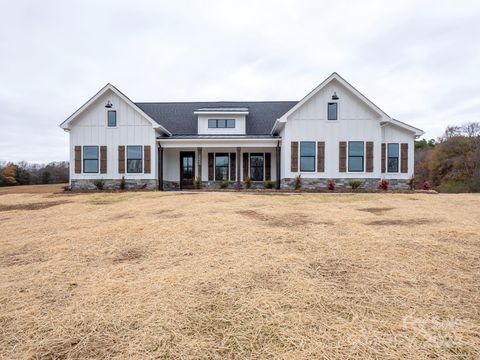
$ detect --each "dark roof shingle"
[135,101,297,135]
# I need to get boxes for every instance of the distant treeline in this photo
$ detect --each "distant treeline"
[0,161,69,186]
[415,122,480,192]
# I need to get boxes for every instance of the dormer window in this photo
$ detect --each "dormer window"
[327,103,338,120]
[107,110,117,127]
[208,119,235,128]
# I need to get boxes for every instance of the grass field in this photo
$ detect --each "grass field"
[0,187,479,359]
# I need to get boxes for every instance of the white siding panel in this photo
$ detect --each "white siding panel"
[69,89,157,180]
[282,79,383,179]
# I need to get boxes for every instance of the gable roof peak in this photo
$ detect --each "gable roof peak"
[59,83,171,135]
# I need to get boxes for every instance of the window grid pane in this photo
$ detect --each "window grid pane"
[328,103,338,120]
[83,146,98,159]
[127,146,142,173]
[84,160,98,173]
[83,146,98,173]
[348,141,364,156]
[207,119,236,128]
[107,111,116,127]
[388,143,399,157]
[348,142,364,172]
[387,143,399,172]
[348,156,364,172]
[388,158,399,173]
[300,142,315,171]
[300,157,315,172]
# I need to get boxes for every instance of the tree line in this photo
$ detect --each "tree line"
[415,122,480,192]
[0,161,69,186]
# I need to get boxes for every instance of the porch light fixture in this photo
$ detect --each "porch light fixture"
[331,92,339,100]
[105,100,113,108]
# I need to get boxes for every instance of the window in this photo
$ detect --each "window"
[83,146,99,173]
[348,141,364,172]
[387,143,399,172]
[107,110,117,127]
[328,102,338,120]
[127,146,143,173]
[300,142,315,172]
[250,153,264,181]
[215,153,229,180]
[208,119,235,128]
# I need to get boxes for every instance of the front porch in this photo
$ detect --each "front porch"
[157,137,281,190]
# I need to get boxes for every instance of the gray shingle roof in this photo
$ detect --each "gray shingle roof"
[135,101,298,135]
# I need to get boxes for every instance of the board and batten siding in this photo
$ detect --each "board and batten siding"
[69,90,158,180]
[281,80,382,179]
[279,80,416,180]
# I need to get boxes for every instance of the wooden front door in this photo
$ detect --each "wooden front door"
[180,152,195,189]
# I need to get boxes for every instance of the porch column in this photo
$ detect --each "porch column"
[236,147,241,189]
[158,145,164,191]
[276,141,281,189]
[197,147,202,181]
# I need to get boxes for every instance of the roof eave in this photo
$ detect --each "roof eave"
[193,111,249,115]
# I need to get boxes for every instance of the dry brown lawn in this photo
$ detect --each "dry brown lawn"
[0,183,68,195]
[0,188,479,359]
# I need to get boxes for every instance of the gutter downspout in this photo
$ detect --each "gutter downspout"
[276,140,281,189]
[158,144,163,191]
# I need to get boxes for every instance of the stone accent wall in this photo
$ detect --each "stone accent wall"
[281,178,410,190]
[71,179,157,191]
[163,180,180,191]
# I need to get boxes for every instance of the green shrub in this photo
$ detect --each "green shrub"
[119,176,126,190]
[264,180,275,189]
[219,180,229,189]
[194,176,202,189]
[437,181,471,193]
[94,179,105,190]
[348,180,363,190]
[244,176,252,189]
[294,174,301,190]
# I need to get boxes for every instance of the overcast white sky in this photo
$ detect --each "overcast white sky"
[1,0,479,163]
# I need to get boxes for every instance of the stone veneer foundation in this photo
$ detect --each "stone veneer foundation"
[71,178,409,191]
[71,179,157,191]
[281,178,410,190]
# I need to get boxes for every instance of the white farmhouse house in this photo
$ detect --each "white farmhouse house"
[60,73,424,190]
